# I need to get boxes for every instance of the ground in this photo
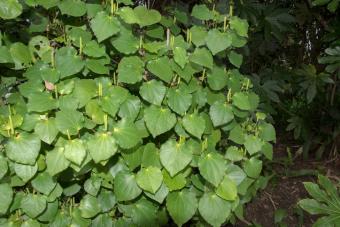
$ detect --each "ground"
[233,133,340,227]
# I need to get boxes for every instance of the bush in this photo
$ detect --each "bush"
[0,0,275,226]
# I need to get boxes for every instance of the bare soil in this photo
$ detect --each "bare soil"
[232,133,340,227]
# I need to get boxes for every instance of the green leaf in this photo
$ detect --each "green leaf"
[83,40,106,58]
[166,190,198,226]
[228,125,245,144]
[100,86,129,117]
[36,200,58,222]
[136,166,163,193]
[0,156,8,180]
[46,147,70,176]
[113,119,142,149]
[209,102,234,127]
[207,66,228,91]
[225,146,244,162]
[144,183,169,203]
[73,79,97,108]
[58,0,86,17]
[206,29,232,55]
[160,139,192,177]
[233,92,252,111]
[31,172,57,195]
[98,190,116,212]
[190,26,207,47]
[90,11,120,42]
[173,47,188,68]
[86,58,109,75]
[114,171,142,201]
[191,4,213,20]
[10,42,32,68]
[0,184,13,215]
[85,99,105,124]
[167,88,192,116]
[244,157,262,178]
[84,176,102,196]
[122,146,143,171]
[119,6,161,27]
[244,135,264,155]
[118,95,141,121]
[198,152,226,187]
[0,0,22,19]
[144,105,176,137]
[228,51,243,68]
[141,143,162,168]
[34,118,58,144]
[139,80,166,106]
[198,192,231,226]
[111,27,139,54]
[27,93,57,112]
[20,194,46,218]
[258,122,276,142]
[163,170,186,191]
[182,113,206,139]
[64,139,87,166]
[6,133,41,165]
[14,162,38,182]
[230,16,249,37]
[55,109,84,136]
[216,176,238,201]
[87,133,118,163]
[79,195,101,218]
[298,199,329,215]
[147,56,174,83]
[118,56,144,84]
[119,198,158,226]
[190,48,213,69]
[55,47,84,78]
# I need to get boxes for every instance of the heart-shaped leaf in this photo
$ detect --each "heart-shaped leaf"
[182,113,206,139]
[64,139,87,166]
[6,133,41,165]
[144,105,176,137]
[147,56,174,83]
[139,80,167,106]
[198,192,231,226]
[206,29,232,55]
[87,133,118,163]
[136,166,163,194]
[166,190,198,226]
[209,101,234,127]
[198,152,226,186]
[118,56,144,84]
[160,139,192,177]
[34,118,58,144]
[0,0,22,19]
[91,11,120,42]
[114,171,142,201]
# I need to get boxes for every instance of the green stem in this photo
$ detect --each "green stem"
[54,85,58,99]
[79,37,83,56]
[8,105,14,136]
[229,0,234,17]
[67,130,71,140]
[51,48,55,68]
[104,114,108,131]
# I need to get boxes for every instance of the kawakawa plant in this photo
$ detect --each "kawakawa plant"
[0,0,275,226]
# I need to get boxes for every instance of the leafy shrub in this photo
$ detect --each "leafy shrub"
[0,0,275,226]
[298,175,340,227]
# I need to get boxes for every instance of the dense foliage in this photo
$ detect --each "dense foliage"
[0,0,277,226]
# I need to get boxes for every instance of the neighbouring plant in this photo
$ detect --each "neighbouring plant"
[0,0,275,226]
[298,175,340,227]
